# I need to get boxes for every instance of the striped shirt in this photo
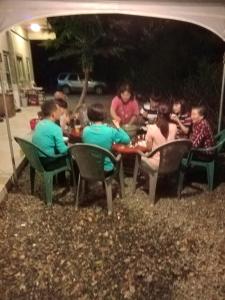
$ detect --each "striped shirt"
[175,113,192,139]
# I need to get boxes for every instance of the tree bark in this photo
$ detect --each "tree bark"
[75,68,89,112]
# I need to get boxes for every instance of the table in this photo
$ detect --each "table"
[69,128,83,143]
[112,143,148,196]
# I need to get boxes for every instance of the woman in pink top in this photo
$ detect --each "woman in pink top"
[110,82,139,125]
[143,103,177,170]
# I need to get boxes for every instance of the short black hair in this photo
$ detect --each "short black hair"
[193,105,207,118]
[87,103,105,122]
[41,100,58,117]
[55,98,68,109]
[149,92,161,103]
[117,82,134,100]
[173,98,188,115]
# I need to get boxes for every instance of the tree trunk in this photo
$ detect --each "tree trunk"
[75,68,89,112]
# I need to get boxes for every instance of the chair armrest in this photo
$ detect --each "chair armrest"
[38,147,68,159]
[137,149,157,158]
[190,146,216,154]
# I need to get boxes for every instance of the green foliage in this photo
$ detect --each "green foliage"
[44,15,125,72]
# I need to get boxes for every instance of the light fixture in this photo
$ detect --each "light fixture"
[30,23,41,32]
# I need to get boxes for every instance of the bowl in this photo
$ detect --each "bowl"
[122,124,138,138]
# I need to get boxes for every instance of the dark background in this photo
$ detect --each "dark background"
[31,15,224,102]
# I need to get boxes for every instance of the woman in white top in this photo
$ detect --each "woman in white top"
[143,102,177,170]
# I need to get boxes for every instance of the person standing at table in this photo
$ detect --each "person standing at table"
[142,103,177,170]
[32,100,68,170]
[170,98,192,139]
[140,93,160,125]
[83,103,130,172]
[110,82,139,125]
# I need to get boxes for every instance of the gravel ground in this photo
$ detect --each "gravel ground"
[0,164,225,300]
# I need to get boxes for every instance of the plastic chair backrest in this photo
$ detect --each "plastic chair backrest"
[157,139,192,174]
[15,137,44,172]
[69,143,117,181]
[215,129,225,154]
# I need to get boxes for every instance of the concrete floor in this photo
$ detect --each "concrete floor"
[0,106,39,199]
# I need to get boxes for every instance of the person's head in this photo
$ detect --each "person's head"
[191,105,207,124]
[87,103,106,123]
[156,102,172,138]
[149,93,161,111]
[54,91,67,102]
[54,98,68,115]
[118,82,134,103]
[172,98,187,115]
[41,100,61,121]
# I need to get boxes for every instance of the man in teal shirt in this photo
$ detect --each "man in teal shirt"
[32,100,68,170]
[82,103,130,171]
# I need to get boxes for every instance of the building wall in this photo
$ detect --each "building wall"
[0,25,34,92]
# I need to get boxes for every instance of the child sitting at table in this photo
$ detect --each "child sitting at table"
[170,97,192,139]
[83,103,130,171]
[110,82,139,125]
[32,100,68,170]
[140,93,160,125]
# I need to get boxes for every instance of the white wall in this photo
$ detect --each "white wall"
[0,25,34,92]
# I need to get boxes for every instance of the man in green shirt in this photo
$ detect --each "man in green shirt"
[32,100,68,170]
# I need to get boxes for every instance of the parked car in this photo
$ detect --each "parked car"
[57,73,107,95]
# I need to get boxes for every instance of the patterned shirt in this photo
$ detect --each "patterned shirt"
[176,113,192,139]
[190,119,214,151]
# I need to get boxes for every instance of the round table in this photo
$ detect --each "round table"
[69,128,83,143]
[112,143,148,154]
[112,143,148,196]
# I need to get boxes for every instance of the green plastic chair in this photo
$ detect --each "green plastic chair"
[69,143,123,215]
[133,139,192,204]
[179,129,225,194]
[15,137,72,206]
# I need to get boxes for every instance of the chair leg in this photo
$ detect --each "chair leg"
[177,169,185,199]
[132,155,140,193]
[148,171,158,204]
[207,162,215,191]
[43,172,53,206]
[104,180,113,215]
[75,174,81,210]
[119,158,125,197]
[30,166,35,195]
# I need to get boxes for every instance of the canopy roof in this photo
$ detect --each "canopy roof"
[0,0,225,41]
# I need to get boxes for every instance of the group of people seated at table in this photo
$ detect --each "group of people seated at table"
[32,82,215,174]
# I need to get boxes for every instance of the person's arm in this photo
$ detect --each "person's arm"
[112,121,130,144]
[170,114,189,135]
[128,115,138,125]
[128,99,140,125]
[110,98,121,122]
[54,126,68,154]
[145,126,153,150]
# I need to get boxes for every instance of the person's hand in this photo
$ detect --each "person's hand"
[112,119,120,128]
[170,114,179,123]
[142,111,148,118]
